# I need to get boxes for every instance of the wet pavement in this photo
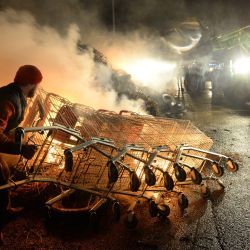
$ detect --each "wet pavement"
[1,90,250,250]
[179,93,250,250]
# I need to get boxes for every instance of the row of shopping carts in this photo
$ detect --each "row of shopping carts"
[0,89,239,228]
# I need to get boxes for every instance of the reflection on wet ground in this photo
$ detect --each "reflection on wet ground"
[180,89,250,250]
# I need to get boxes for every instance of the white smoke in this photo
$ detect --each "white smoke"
[0,9,146,113]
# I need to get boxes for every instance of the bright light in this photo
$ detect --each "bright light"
[233,57,250,75]
[122,58,176,88]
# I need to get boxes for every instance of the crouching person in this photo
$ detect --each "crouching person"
[0,65,43,243]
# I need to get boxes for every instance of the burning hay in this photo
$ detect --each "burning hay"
[0,88,239,228]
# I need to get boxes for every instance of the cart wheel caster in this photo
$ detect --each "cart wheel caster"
[211,162,224,177]
[129,171,141,192]
[157,204,170,219]
[112,201,121,222]
[108,161,119,183]
[178,193,189,210]
[226,159,239,172]
[89,211,98,229]
[144,166,156,186]
[190,168,202,185]
[64,150,73,172]
[174,163,186,182]
[124,211,138,229]
[163,172,174,191]
[149,200,158,217]
[201,184,211,198]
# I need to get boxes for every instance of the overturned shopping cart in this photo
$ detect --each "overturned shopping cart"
[0,89,239,228]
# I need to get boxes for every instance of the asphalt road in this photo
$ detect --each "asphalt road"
[181,100,250,250]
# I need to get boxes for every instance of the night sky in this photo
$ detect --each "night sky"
[0,0,249,37]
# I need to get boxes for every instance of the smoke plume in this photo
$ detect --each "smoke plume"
[0,8,147,112]
[0,1,205,113]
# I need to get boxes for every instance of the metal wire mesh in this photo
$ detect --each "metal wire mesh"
[22,89,213,149]
[8,88,218,198]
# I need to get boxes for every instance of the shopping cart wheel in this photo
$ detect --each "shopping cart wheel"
[108,161,119,183]
[64,150,73,172]
[157,203,170,219]
[174,163,186,182]
[178,193,189,210]
[112,201,121,222]
[149,200,158,217]
[129,171,141,192]
[144,166,156,186]
[200,184,211,198]
[124,211,138,229]
[163,172,174,191]
[226,158,239,172]
[211,162,224,177]
[190,168,202,185]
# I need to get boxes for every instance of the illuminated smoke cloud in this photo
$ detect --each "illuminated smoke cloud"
[0,9,146,113]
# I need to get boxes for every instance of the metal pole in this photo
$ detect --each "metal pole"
[112,0,116,35]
